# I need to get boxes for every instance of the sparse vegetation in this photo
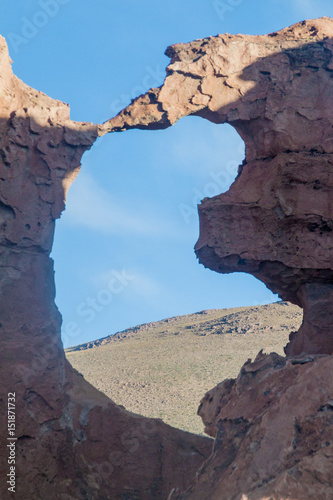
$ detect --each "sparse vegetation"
[66,302,302,435]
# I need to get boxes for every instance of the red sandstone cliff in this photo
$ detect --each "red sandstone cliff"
[102,17,333,499]
[102,17,333,357]
[2,16,333,500]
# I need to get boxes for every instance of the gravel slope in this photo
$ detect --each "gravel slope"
[66,302,302,435]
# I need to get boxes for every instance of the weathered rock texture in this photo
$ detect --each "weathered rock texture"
[102,17,333,356]
[170,352,333,500]
[98,17,333,498]
[3,15,333,500]
[0,36,212,499]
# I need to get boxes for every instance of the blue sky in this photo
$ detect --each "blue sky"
[1,1,332,347]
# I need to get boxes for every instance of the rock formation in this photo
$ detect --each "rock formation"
[102,17,333,357]
[0,35,212,500]
[2,14,333,500]
[173,351,333,499]
[100,17,333,498]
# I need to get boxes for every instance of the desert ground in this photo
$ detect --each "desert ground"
[66,301,302,435]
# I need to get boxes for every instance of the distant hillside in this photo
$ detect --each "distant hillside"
[66,302,302,435]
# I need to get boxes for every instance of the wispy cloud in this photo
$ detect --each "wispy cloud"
[142,117,243,181]
[127,272,163,298]
[92,268,162,300]
[62,171,180,238]
[293,0,313,8]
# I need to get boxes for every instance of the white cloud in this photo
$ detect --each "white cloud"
[62,171,180,238]
[293,0,312,7]
[128,272,163,298]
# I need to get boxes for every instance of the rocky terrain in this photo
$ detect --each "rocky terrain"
[66,302,302,435]
[2,15,333,500]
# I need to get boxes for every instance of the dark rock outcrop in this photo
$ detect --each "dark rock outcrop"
[100,17,333,499]
[170,352,333,500]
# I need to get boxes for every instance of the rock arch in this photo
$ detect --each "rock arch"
[1,16,333,500]
[101,17,333,356]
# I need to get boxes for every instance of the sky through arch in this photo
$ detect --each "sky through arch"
[1,1,333,346]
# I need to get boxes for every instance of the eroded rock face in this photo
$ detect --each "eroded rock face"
[169,352,333,500]
[0,35,212,499]
[99,18,333,498]
[101,17,333,161]
[3,15,333,500]
[102,17,333,355]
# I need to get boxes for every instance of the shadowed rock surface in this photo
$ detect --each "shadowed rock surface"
[100,17,333,499]
[0,35,211,499]
[173,352,333,500]
[2,15,333,500]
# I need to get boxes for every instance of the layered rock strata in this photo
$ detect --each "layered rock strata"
[0,36,212,499]
[102,17,333,356]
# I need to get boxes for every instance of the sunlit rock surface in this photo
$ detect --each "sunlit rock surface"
[103,17,333,356]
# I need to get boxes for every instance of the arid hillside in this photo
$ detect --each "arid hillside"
[66,301,302,435]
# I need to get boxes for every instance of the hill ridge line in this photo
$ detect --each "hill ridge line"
[65,301,294,353]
